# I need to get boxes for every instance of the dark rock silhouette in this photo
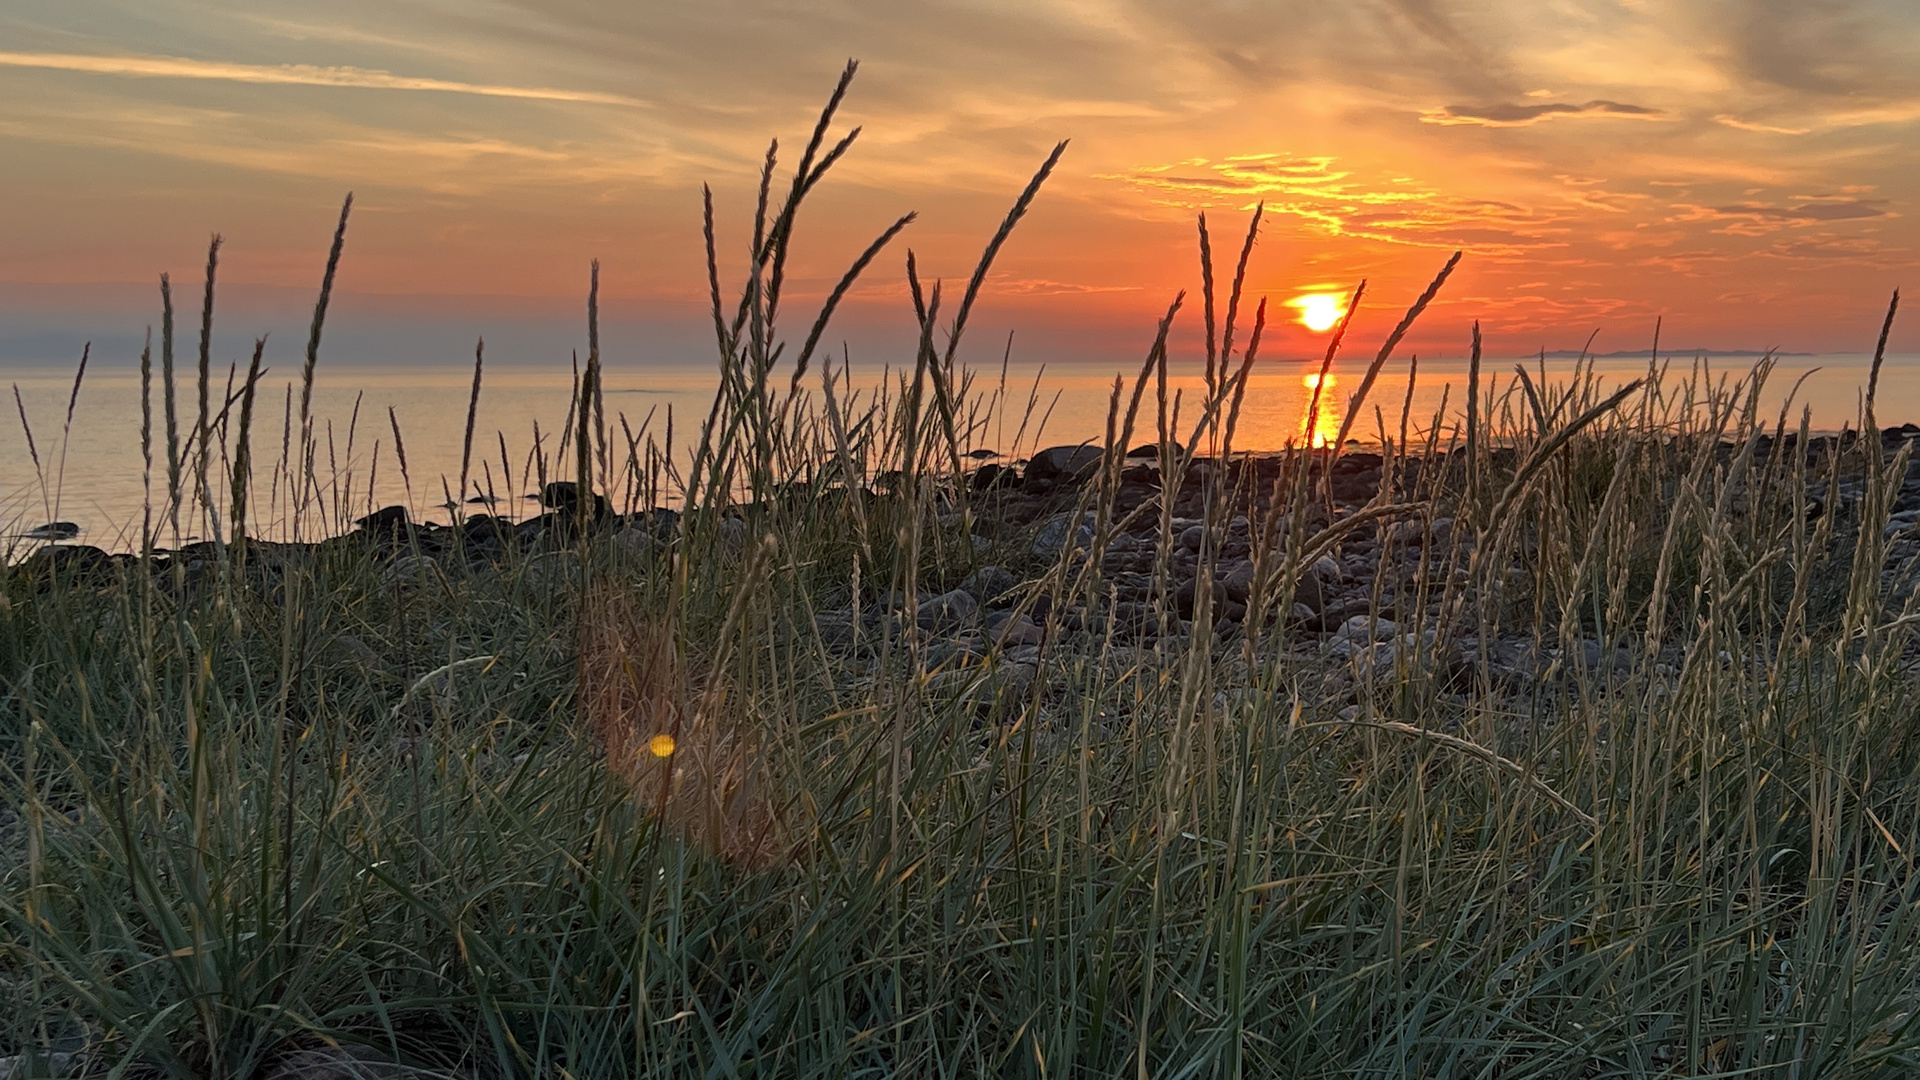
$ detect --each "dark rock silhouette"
[20,543,116,585]
[22,521,81,541]
[522,481,613,542]
[970,463,1021,492]
[460,514,517,552]
[353,506,411,539]
[1025,445,1104,487]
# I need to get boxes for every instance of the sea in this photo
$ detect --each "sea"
[4,351,1915,551]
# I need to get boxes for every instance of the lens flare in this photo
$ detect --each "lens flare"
[1287,293,1347,333]
[648,733,676,758]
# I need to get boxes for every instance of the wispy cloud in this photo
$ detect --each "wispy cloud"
[1421,99,1666,127]
[0,51,649,107]
[1713,114,1812,135]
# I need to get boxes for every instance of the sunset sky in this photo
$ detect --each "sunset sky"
[3,0,1917,371]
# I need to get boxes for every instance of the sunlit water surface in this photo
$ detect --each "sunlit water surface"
[4,352,1915,550]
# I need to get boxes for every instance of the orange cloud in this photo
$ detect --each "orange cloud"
[1105,155,1572,256]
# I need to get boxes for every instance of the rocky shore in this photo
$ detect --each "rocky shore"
[15,427,1920,710]
[817,426,1920,711]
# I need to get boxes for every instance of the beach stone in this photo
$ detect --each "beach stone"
[1175,578,1227,619]
[1178,525,1206,552]
[354,505,410,539]
[1332,614,1400,645]
[522,551,584,592]
[17,544,117,587]
[1032,512,1097,559]
[1025,445,1104,486]
[612,525,659,557]
[1328,469,1379,503]
[460,514,515,553]
[1336,628,1437,679]
[1292,557,1345,614]
[379,553,440,592]
[960,565,1018,606]
[921,636,988,671]
[917,588,980,632]
[987,610,1044,648]
[927,659,1036,710]
[1220,558,1258,601]
[635,507,682,540]
[814,610,857,646]
[970,463,1021,491]
[877,589,926,613]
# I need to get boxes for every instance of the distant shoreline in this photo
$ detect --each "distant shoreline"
[1531,348,1818,359]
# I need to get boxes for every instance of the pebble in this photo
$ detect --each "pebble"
[987,610,1044,647]
[1032,511,1097,558]
[960,565,1018,606]
[916,589,980,632]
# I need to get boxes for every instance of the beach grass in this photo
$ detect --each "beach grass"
[4,69,1920,1078]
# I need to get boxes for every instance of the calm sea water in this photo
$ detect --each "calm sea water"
[4,351,1914,550]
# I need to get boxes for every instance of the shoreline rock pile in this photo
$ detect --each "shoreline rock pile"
[11,428,1920,710]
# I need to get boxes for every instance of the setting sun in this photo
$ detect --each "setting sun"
[1288,293,1347,333]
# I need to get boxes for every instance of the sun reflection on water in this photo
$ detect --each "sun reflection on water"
[1300,371,1340,448]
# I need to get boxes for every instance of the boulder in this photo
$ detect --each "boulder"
[1025,445,1105,486]
[970,463,1014,491]
[18,544,116,586]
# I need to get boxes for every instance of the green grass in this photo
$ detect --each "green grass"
[5,66,1920,1078]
